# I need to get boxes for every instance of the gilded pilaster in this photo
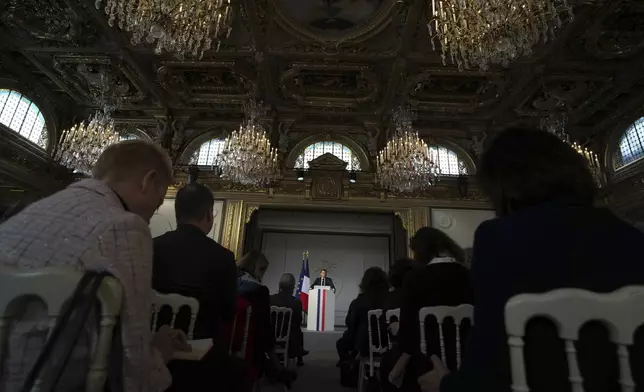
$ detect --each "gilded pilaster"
[221,200,244,260]
[395,207,429,257]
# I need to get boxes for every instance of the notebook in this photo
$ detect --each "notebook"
[172,338,213,361]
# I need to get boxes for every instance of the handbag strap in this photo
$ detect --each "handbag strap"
[20,270,111,392]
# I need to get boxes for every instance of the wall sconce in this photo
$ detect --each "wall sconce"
[297,169,304,181]
[187,165,200,184]
[349,171,357,184]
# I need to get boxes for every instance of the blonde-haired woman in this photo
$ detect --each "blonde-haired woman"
[236,251,296,388]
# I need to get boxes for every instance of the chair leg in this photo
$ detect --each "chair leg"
[358,361,365,392]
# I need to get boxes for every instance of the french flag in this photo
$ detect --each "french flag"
[296,255,310,312]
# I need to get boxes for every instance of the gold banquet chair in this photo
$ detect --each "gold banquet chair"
[0,266,123,392]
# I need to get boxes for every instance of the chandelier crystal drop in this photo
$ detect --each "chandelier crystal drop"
[217,97,280,186]
[96,0,233,59]
[54,109,120,173]
[428,0,574,71]
[376,106,440,193]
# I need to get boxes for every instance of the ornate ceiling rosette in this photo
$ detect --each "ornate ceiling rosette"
[269,0,401,46]
[51,55,147,106]
[403,68,507,115]
[157,60,255,107]
[0,0,98,46]
[279,63,381,109]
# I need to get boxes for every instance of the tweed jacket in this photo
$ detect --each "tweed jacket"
[0,179,170,392]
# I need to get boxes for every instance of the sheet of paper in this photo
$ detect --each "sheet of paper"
[172,338,213,361]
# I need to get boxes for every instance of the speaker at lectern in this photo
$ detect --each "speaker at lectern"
[307,286,335,332]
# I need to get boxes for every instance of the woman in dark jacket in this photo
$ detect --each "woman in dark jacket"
[237,251,296,387]
[387,227,473,392]
[421,128,644,392]
[336,267,390,361]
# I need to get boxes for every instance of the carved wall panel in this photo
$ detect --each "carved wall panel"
[404,69,507,114]
[514,75,610,118]
[280,63,380,108]
[157,61,254,106]
[1,0,99,47]
[52,55,146,105]
[583,1,644,59]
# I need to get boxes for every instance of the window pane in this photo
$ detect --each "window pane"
[295,141,360,170]
[429,146,467,176]
[195,138,226,166]
[0,89,48,149]
[120,133,138,141]
[0,91,20,126]
[615,117,644,169]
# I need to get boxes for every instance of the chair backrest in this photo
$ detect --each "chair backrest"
[505,286,644,392]
[151,291,200,339]
[229,297,253,360]
[385,308,400,324]
[418,305,474,369]
[367,309,387,375]
[385,308,400,349]
[0,266,123,392]
[270,306,293,366]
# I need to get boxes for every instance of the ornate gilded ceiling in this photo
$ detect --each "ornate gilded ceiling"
[1,0,644,164]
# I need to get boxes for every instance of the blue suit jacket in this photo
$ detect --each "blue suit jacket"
[441,203,644,392]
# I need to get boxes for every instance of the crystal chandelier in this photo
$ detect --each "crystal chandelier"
[217,97,280,186]
[540,112,571,143]
[376,107,440,193]
[54,109,120,173]
[96,0,233,59]
[540,112,605,186]
[428,0,574,71]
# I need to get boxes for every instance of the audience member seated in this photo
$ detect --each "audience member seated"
[384,257,416,315]
[387,227,473,392]
[152,183,248,392]
[0,140,186,392]
[336,267,390,364]
[421,128,644,392]
[153,183,237,339]
[270,273,309,366]
[237,251,297,388]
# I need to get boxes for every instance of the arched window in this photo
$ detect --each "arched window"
[191,138,226,166]
[119,133,138,141]
[0,89,48,149]
[429,146,468,176]
[295,141,361,170]
[614,117,644,170]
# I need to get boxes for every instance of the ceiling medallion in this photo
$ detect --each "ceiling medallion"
[54,108,119,173]
[96,0,233,59]
[428,0,574,71]
[376,106,440,193]
[217,96,280,186]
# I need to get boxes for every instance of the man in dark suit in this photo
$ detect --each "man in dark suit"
[153,183,237,340]
[270,273,308,366]
[310,268,336,292]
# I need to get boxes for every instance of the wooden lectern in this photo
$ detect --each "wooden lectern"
[307,286,335,332]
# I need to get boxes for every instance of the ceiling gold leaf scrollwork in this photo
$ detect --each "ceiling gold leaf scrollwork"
[280,63,380,109]
[1,0,643,209]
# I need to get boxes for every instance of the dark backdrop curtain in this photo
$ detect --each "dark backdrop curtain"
[243,209,261,255]
[392,214,408,262]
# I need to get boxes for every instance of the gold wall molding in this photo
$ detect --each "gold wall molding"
[221,200,244,260]
[395,207,430,256]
